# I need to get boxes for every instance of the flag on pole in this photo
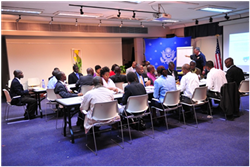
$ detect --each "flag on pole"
[214,38,222,70]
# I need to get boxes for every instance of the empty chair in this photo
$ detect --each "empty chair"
[151,90,184,132]
[239,80,249,111]
[122,94,154,142]
[180,86,212,128]
[27,78,40,87]
[45,89,58,121]
[86,100,124,155]
[122,83,128,90]
[3,89,29,124]
[115,82,124,91]
[80,85,94,95]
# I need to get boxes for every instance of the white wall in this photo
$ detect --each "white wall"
[6,37,122,89]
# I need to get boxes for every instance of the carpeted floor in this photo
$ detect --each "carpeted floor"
[1,96,249,166]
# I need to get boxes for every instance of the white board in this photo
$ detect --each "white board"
[177,46,193,68]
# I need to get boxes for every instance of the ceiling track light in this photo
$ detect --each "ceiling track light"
[98,20,102,27]
[140,22,144,28]
[75,18,78,26]
[209,17,213,23]
[162,23,165,29]
[49,17,53,25]
[80,6,84,15]
[16,15,21,22]
[225,14,230,20]
[132,11,136,18]
[119,21,123,28]
[195,19,199,25]
[117,10,121,17]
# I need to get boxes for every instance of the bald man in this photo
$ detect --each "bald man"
[224,57,245,88]
[76,67,94,92]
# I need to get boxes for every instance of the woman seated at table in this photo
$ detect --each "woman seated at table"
[100,66,121,93]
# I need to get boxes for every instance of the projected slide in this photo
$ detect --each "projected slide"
[229,32,249,72]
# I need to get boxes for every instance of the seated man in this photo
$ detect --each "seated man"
[110,66,127,83]
[224,57,245,88]
[80,76,120,134]
[205,61,227,99]
[75,67,94,92]
[68,64,83,84]
[120,72,147,130]
[135,64,151,86]
[167,62,179,82]
[10,70,37,119]
[54,71,83,126]
[147,65,156,85]
[151,68,176,126]
[190,60,201,79]
[47,68,60,89]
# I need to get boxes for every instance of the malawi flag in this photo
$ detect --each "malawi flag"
[214,38,223,70]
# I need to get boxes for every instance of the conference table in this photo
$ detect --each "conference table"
[55,86,154,143]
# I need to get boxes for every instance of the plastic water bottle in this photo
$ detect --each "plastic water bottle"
[41,79,45,89]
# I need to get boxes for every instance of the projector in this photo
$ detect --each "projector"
[153,13,172,21]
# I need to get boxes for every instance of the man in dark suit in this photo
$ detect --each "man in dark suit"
[68,64,83,84]
[121,72,147,130]
[110,66,127,83]
[10,70,37,119]
[75,67,94,92]
[167,61,179,81]
[224,57,245,88]
[135,64,152,86]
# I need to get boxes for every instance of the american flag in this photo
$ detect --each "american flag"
[214,38,222,70]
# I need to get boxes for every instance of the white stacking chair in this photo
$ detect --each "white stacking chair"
[122,94,154,143]
[54,94,64,129]
[151,90,184,133]
[86,100,124,155]
[3,89,29,124]
[80,85,94,95]
[45,89,59,121]
[122,83,128,90]
[181,86,213,128]
[115,82,124,91]
[239,80,249,112]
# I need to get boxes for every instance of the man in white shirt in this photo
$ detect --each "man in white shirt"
[126,61,137,75]
[205,61,227,99]
[80,76,120,134]
[47,69,60,89]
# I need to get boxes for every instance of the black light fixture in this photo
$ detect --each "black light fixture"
[195,19,199,25]
[225,14,230,20]
[117,10,121,17]
[49,17,53,24]
[80,6,84,15]
[119,21,123,28]
[132,11,136,18]
[16,15,21,22]
[140,22,144,28]
[75,18,78,26]
[209,17,213,23]
[162,23,165,29]
[98,20,102,27]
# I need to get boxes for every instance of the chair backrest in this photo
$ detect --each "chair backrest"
[8,80,11,89]
[239,80,249,93]
[162,90,180,107]
[55,94,62,99]
[122,83,128,90]
[80,85,94,95]
[27,78,40,87]
[192,86,208,102]
[115,82,124,90]
[3,89,12,104]
[92,100,119,121]
[126,94,149,114]
[46,89,57,101]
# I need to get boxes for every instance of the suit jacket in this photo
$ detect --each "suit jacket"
[226,65,245,88]
[135,72,153,86]
[54,81,78,98]
[10,78,29,105]
[75,74,94,92]
[110,73,127,83]
[167,69,179,81]
[121,82,147,105]
[68,72,83,84]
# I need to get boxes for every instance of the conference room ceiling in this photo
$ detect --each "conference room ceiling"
[1,1,249,29]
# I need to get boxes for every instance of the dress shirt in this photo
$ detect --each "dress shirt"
[126,66,136,75]
[178,72,199,98]
[102,78,116,89]
[80,86,119,134]
[47,76,57,89]
[154,75,176,103]
[206,68,227,92]
[147,72,156,84]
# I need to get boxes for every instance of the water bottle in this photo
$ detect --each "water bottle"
[41,79,45,89]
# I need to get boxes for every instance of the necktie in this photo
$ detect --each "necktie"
[140,76,144,85]
[76,73,79,79]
